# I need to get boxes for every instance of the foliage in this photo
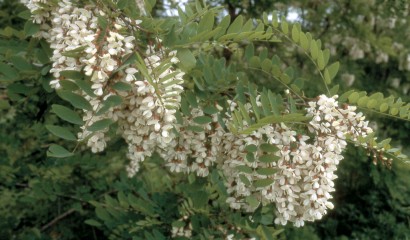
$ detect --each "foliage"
[0,0,409,239]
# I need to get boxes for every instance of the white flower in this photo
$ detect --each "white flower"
[125,68,138,82]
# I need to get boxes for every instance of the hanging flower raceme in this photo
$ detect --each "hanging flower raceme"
[220,95,374,227]
[21,0,185,175]
[158,106,224,177]
[122,49,185,177]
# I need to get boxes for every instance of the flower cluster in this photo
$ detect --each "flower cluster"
[220,95,374,227]
[154,106,224,177]
[22,0,185,175]
[121,49,184,177]
[171,216,192,238]
[0,107,16,124]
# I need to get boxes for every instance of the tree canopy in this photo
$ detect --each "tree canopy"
[0,0,409,239]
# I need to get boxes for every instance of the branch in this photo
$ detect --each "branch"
[40,189,119,232]
[41,208,76,232]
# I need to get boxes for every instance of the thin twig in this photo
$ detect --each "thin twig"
[40,189,118,232]
[41,208,76,232]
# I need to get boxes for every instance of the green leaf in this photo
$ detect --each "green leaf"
[306,32,313,43]
[259,143,279,153]
[51,104,84,125]
[24,21,40,36]
[180,98,190,116]
[271,11,278,27]
[238,102,251,124]
[288,95,296,113]
[280,17,288,35]
[280,73,291,84]
[324,68,331,84]
[262,12,269,24]
[172,221,185,228]
[317,51,325,70]
[174,110,183,125]
[84,219,102,227]
[245,144,258,152]
[246,152,255,162]
[144,0,156,13]
[112,82,133,91]
[249,56,261,68]
[246,195,260,209]
[46,125,77,141]
[95,207,110,221]
[193,116,213,124]
[299,32,309,50]
[260,93,271,116]
[0,63,19,80]
[87,119,114,132]
[257,226,282,240]
[261,59,272,72]
[367,99,378,109]
[291,24,300,42]
[231,111,242,132]
[369,92,384,101]
[193,77,205,90]
[379,103,389,112]
[97,15,108,30]
[399,106,409,118]
[117,0,129,9]
[60,70,83,80]
[59,80,79,91]
[159,70,181,83]
[245,43,255,61]
[310,40,319,60]
[323,49,330,66]
[186,125,204,132]
[198,11,214,33]
[61,46,87,58]
[192,191,208,209]
[73,79,96,97]
[58,90,92,111]
[117,191,129,209]
[18,10,31,20]
[0,99,10,109]
[177,6,187,23]
[96,95,122,116]
[329,84,339,96]
[239,174,251,186]
[348,92,360,104]
[357,96,369,107]
[254,178,274,188]
[267,92,282,116]
[235,83,246,104]
[177,49,196,71]
[256,167,277,176]
[186,91,198,108]
[242,19,254,32]
[11,56,32,71]
[259,154,281,163]
[390,107,399,116]
[47,144,74,158]
[250,97,261,120]
[214,15,231,39]
[227,15,243,34]
[7,83,31,95]
[239,113,311,134]
[203,105,219,115]
[339,90,355,102]
[236,165,253,174]
[326,62,340,80]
